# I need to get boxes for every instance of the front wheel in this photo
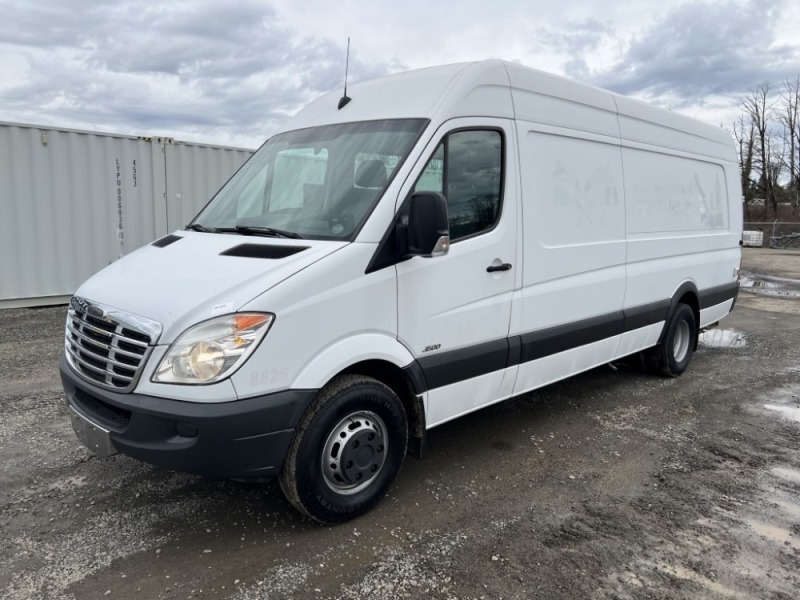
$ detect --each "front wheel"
[279,375,408,524]
[644,303,697,377]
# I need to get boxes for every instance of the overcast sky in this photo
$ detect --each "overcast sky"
[1,0,799,149]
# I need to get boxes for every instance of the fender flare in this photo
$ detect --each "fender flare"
[657,280,700,345]
[291,333,416,391]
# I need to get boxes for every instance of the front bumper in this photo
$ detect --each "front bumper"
[60,355,316,477]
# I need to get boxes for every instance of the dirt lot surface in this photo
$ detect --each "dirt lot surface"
[1,248,799,599]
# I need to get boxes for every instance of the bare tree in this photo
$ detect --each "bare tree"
[732,114,756,219]
[779,76,800,219]
[742,83,777,219]
[766,131,784,205]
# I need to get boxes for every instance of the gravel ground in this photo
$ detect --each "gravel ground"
[1,248,799,599]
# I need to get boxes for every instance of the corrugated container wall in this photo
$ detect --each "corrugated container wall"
[0,122,253,308]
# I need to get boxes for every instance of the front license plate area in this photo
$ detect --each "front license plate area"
[68,406,118,458]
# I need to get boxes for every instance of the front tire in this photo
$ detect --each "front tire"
[644,303,697,377]
[279,375,408,524]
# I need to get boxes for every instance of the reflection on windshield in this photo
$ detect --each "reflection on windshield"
[192,119,427,241]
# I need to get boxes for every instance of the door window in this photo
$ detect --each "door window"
[414,129,503,241]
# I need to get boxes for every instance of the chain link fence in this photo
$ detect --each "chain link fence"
[743,222,800,249]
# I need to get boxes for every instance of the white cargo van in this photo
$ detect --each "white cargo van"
[60,60,742,523]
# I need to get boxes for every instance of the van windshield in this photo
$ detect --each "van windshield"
[191,119,427,241]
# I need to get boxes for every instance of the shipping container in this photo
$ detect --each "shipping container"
[0,121,253,308]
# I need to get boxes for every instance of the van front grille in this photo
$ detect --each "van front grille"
[65,298,160,392]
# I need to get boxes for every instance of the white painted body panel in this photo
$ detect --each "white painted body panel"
[700,300,735,329]
[427,371,511,428]
[74,231,346,342]
[616,323,665,358]
[513,336,622,398]
[233,243,402,399]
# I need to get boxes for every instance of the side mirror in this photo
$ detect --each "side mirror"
[405,192,450,257]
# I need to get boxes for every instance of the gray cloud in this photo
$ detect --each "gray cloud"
[2,0,799,145]
[539,19,614,57]
[0,0,402,146]
[0,0,107,47]
[89,2,289,77]
[534,19,615,80]
[582,0,800,107]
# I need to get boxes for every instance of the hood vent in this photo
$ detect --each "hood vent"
[152,234,183,248]
[221,244,309,259]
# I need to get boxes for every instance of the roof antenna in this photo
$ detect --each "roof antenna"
[338,37,352,110]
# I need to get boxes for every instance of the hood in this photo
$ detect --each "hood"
[74,231,345,343]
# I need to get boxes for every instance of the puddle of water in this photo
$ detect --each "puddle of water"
[772,466,800,485]
[740,276,778,290]
[757,385,800,425]
[745,519,800,550]
[739,271,800,299]
[699,329,747,348]
[763,404,800,423]
[762,384,800,403]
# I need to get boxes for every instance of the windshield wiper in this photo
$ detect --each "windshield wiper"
[185,223,219,233]
[233,225,304,239]
[186,223,303,239]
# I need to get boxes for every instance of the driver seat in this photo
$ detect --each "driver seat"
[354,159,388,189]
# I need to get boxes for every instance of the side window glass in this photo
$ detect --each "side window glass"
[446,130,502,240]
[413,144,444,193]
[412,130,502,241]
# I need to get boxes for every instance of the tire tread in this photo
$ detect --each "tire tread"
[279,374,406,523]
[643,303,696,378]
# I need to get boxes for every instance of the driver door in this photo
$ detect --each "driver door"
[396,118,519,427]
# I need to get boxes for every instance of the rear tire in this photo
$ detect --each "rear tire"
[644,303,696,377]
[279,375,408,524]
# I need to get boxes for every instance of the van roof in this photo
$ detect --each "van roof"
[280,59,734,161]
[280,60,514,132]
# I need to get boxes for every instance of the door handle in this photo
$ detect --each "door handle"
[486,263,512,273]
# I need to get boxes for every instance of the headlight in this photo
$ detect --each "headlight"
[153,313,273,384]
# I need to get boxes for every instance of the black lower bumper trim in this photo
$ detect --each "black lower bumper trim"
[60,355,317,477]
[699,281,739,309]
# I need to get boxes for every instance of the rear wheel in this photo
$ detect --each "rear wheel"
[279,375,408,524]
[644,303,696,377]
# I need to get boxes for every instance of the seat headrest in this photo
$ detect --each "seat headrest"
[354,159,387,189]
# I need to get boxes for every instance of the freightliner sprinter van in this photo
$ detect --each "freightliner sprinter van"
[60,60,742,523]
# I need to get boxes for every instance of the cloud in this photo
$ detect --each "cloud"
[2,0,800,144]
[582,0,800,107]
[0,0,402,147]
[0,0,107,47]
[532,19,616,80]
